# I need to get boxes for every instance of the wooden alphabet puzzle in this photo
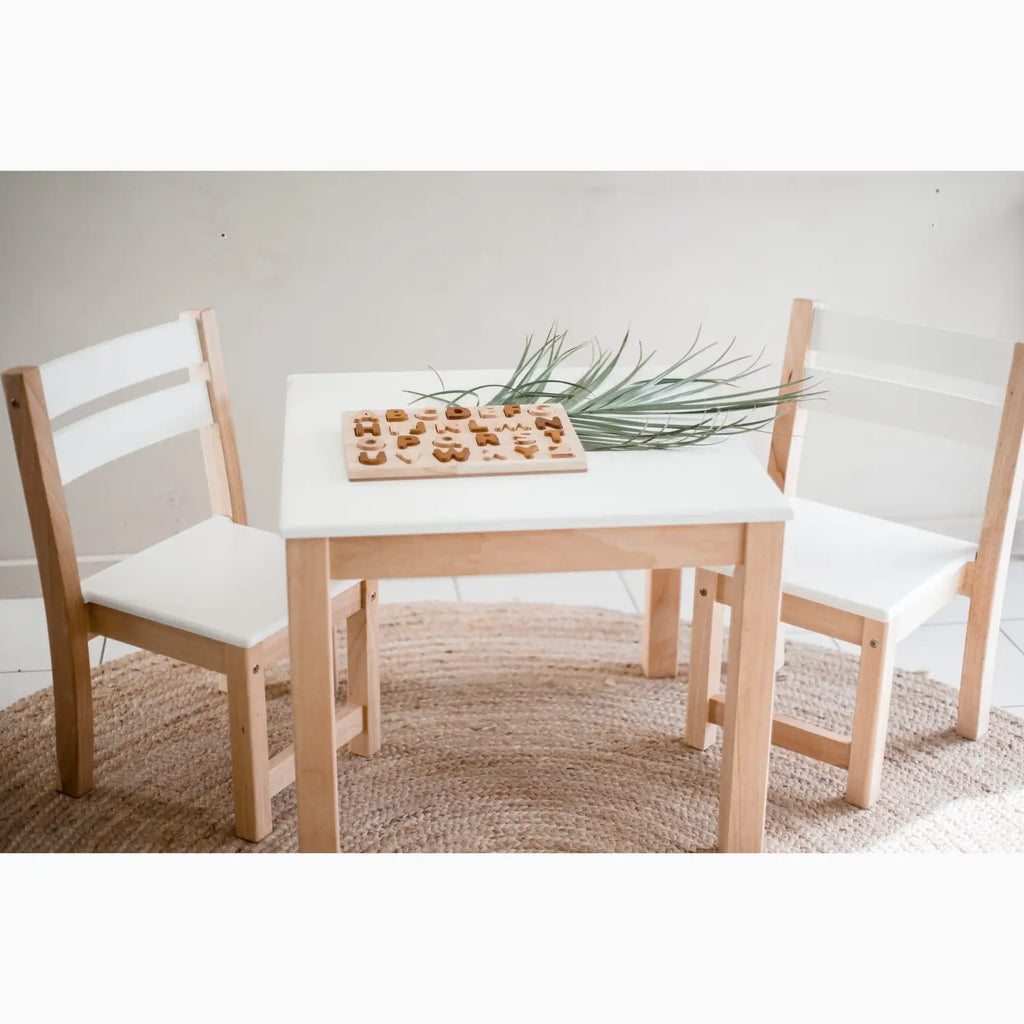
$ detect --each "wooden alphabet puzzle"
[342,403,588,480]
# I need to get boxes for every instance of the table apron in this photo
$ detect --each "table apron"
[326,522,749,579]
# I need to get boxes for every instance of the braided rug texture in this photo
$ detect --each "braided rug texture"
[2,602,1023,853]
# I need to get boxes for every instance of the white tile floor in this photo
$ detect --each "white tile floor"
[3,565,1024,717]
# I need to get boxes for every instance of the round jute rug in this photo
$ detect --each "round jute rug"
[2,602,1023,853]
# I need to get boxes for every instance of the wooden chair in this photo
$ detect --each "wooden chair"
[3,309,380,842]
[684,299,1024,808]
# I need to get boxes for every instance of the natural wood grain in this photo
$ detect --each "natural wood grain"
[641,569,681,677]
[958,342,1024,740]
[224,645,272,841]
[286,538,340,852]
[717,522,785,853]
[6,313,375,847]
[190,368,233,518]
[267,703,365,796]
[86,603,227,673]
[767,298,815,495]
[341,403,587,480]
[707,695,852,769]
[330,523,744,580]
[347,580,381,756]
[685,569,725,750]
[688,304,1021,812]
[715,571,866,645]
[3,366,94,795]
[777,593,866,647]
[190,309,248,523]
[845,620,897,808]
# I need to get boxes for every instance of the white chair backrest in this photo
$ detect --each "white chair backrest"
[39,317,214,484]
[807,307,1015,449]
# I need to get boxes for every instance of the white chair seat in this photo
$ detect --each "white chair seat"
[82,516,357,648]
[717,498,977,621]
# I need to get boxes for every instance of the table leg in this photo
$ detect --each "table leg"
[642,568,682,677]
[717,522,785,853]
[347,579,381,757]
[286,537,340,852]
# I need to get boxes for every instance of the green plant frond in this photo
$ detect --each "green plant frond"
[411,326,823,451]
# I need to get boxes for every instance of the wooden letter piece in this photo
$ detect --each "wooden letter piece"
[408,421,426,435]
[503,404,521,416]
[397,434,420,449]
[514,443,539,459]
[354,420,381,437]
[446,406,471,419]
[535,415,562,431]
[386,409,408,422]
[433,446,470,463]
[358,450,387,466]
[476,432,500,447]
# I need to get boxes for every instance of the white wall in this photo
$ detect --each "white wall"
[1,172,1023,593]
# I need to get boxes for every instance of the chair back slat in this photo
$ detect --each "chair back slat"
[40,318,203,419]
[811,308,1013,388]
[53,380,214,484]
[808,359,1004,449]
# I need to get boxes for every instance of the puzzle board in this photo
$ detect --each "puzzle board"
[342,403,588,480]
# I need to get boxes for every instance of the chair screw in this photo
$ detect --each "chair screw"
[699,587,708,597]
[9,398,19,409]
[370,591,377,601]
[252,664,260,673]
[869,640,879,648]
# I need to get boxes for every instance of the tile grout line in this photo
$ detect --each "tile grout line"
[617,570,641,614]
[999,625,1024,657]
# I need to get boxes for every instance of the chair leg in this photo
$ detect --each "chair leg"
[685,570,725,750]
[845,621,896,809]
[51,633,95,797]
[956,595,1000,741]
[774,622,787,673]
[224,646,272,842]
[347,580,381,757]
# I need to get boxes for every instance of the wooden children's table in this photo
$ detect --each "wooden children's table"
[280,370,793,852]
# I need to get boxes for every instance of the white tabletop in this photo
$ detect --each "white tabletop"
[279,370,793,539]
